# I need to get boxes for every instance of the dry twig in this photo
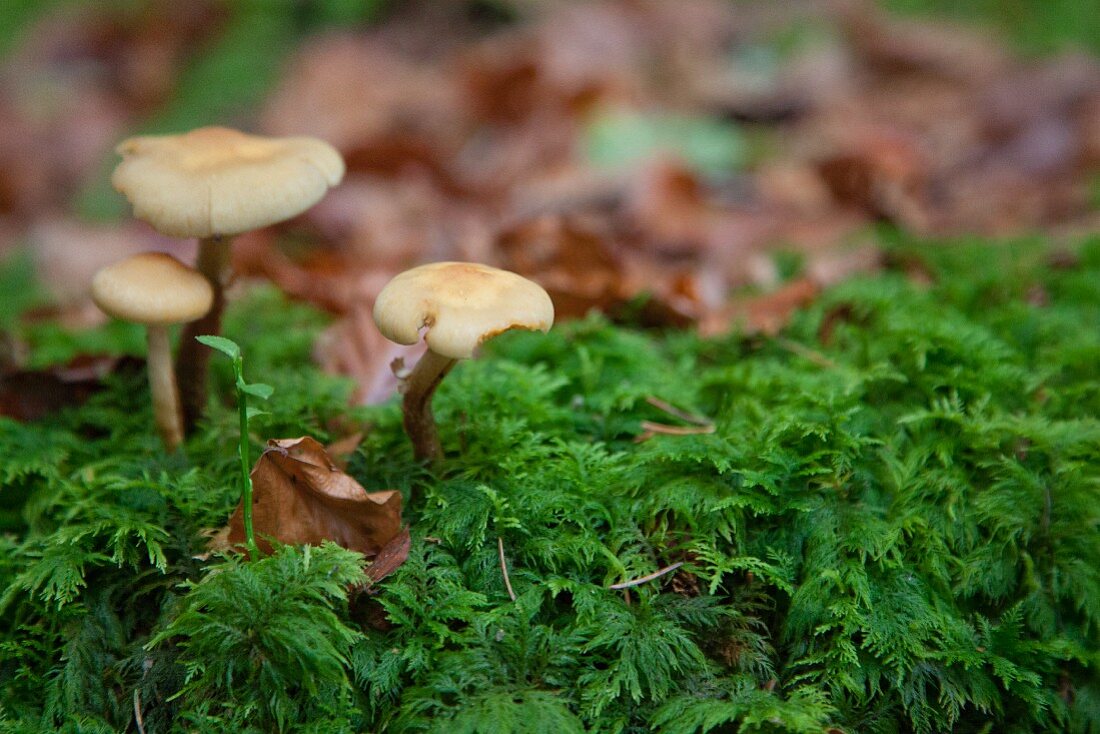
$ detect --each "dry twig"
[609,562,685,589]
[773,337,838,369]
[645,396,712,426]
[498,536,517,601]
[635,421,716,442]
[133,689,146,734]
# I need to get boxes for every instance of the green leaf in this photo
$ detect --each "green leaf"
[241,382,274,400]
[196,335,240,361]
[245,407,270,421]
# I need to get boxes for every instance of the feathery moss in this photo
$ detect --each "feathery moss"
[1,236,1098,733]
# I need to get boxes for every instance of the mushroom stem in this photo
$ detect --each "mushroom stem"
[401,349,457,465]
[146,324,184,451]
[177,236,231,432]
[195,235,232,284]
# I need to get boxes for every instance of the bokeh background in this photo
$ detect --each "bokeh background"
[1,0,1098,398]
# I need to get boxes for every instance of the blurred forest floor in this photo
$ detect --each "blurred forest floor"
[1,0,1097,401]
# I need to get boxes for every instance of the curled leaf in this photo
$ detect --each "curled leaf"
[225,436,402,557]
[364,526,412,587]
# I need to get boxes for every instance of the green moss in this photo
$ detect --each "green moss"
[1,237,1099,733]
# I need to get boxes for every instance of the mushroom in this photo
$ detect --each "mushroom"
[112,126,345,431]
[373,262,554,465]
[90,253,213,451]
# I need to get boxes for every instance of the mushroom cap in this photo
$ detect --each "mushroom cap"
[91,252,214,325]
[112,126,345,238]
[373,262,554,359]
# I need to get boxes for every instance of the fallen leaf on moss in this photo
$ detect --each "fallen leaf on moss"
[223,436,402,557]
[364,526,412,586]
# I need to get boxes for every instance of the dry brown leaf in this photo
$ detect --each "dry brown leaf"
[315,301,427,405]
[498,214,626,318]
[844,7,1010,83]
[461,3,647,124]
[325,431,364,471]
[261,34,466,159]
[363,526,412,586]
[625,160,715,256]
[700,277,820,337]
[0,355,141,422]
[982,54,1100,135]
[225,436,402,557]
[815,128,931,229]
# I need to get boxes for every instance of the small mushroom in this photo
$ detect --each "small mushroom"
[373,262,554,465]
[90,253,213,451]
[112,126,345,431]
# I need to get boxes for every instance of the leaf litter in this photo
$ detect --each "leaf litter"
[254,1,1098,398]
[3,0,1095,405]
[3,0,1099,566]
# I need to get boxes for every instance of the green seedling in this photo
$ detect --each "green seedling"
[196,335,273,560]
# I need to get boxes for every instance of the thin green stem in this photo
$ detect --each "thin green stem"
[235,355,258,561]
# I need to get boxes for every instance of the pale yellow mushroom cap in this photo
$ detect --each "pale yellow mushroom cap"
[91,253,214,325]
[112,126,345,238]
[373,262,555,360]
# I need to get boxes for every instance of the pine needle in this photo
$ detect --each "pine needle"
[133,689,146,734]
[635,421,715,442]
[498,536,517,601]
[645,396,712,426]
[609,562,684,589]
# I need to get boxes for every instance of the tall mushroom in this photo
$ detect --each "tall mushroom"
[373,262,554,465]
[90,253,213,451]
[112,126,345,431]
